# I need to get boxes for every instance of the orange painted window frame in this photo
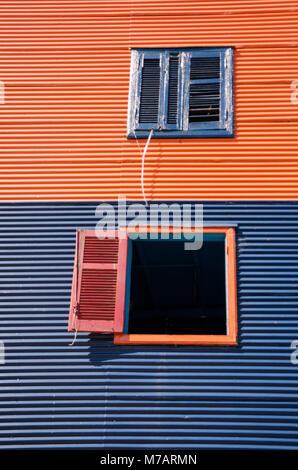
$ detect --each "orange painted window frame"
[114,227,237,346]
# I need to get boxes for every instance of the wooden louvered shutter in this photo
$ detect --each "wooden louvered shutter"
[165,52,180,130]
[136,52,163,130]
[68,229,128,333]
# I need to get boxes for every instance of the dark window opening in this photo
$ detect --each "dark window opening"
[128,238,227,335]
[189,82,220,123]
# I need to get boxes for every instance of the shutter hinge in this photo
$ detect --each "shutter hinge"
[73,303,80,316]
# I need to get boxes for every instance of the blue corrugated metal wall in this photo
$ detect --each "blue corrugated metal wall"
[1,201,298,449]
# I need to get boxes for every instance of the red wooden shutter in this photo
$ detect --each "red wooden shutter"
[68,229,128,333]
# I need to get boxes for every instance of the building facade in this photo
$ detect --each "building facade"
[0,0,298,449]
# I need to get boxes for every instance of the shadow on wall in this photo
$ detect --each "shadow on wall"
[87,333,243,368]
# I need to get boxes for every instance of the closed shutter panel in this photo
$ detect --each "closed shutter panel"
[166,53,179,128]
[68,229,128,333]
[136,53,161,130]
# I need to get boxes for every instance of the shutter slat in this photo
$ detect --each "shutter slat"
[190,57,220,80]
[68,229,128,333]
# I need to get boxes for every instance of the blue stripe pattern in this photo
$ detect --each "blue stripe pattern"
[0,202,298,449]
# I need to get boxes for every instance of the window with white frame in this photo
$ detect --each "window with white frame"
[127,47,233,139]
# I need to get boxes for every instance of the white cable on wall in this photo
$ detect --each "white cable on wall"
[140,129,153,205]
[133,128,154,205]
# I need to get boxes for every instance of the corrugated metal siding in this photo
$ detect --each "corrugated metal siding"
[0,1,297,200]
[1,201,298,449]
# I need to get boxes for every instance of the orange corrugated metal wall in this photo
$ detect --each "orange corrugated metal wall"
[0,0,297,200]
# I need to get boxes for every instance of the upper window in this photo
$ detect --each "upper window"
[127,47,233,139]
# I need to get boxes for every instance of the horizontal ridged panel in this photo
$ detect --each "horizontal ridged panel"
[83,237,119,264]
[130,13,298,46]
[0,1,296,15]
[139,58,160,124]
[1,202,298,449]
[79,269,117,321]
[0,2,297,199]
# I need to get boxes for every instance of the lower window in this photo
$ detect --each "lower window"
[114,228,237,345]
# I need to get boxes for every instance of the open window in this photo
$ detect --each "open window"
[127,47,233,139]
[69,228,237,345]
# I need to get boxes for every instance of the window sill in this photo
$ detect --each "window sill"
[114,333,237,346]
[127,129,234,139]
